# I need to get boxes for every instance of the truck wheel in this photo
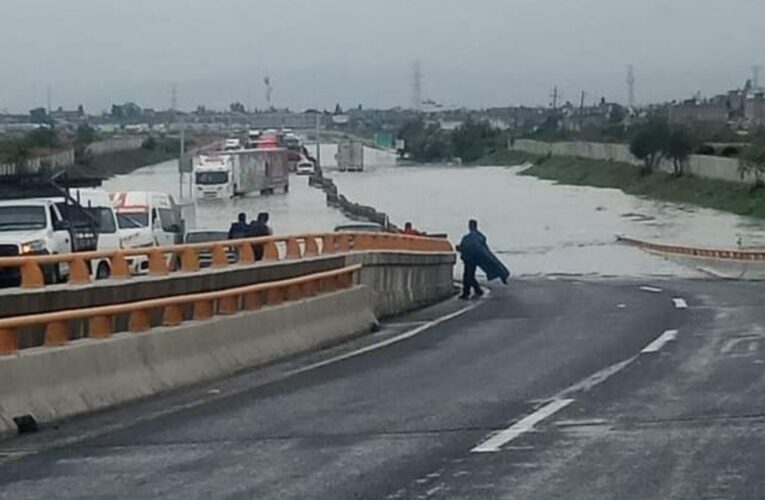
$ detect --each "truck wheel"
[96,262,111,280]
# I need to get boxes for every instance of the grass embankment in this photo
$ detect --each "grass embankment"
[477,150,765,219]
[88,138,186,178]
[89,148,178,177]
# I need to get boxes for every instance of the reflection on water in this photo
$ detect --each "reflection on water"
[103,160,351,234]
[331,165,765,277]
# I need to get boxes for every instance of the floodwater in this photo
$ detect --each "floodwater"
[331,165,765,278]
[103,159,350,234]
[104,158,765,278]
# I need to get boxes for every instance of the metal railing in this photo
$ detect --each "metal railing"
[618,236,765,261]
[0,232,453,289]
[0,264,361,355]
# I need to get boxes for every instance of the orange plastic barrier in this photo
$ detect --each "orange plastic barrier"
[0,264,362,355]
[0,232,453,289]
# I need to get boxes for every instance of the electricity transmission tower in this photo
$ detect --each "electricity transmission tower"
[412,61,423,111]
[627,65,636,109]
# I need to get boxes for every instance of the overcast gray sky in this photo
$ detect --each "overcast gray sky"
[0,0,763,113]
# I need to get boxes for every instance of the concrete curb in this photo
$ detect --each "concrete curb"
[0,286,376,437]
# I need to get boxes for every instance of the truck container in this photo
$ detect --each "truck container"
[229,148,289,196]
[336,142,364,172]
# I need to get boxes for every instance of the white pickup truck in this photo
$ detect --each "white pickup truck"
[0,189,120,284]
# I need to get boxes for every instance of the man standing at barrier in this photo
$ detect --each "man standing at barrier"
[228,212,249,240]
[456,219,509,299]
[249,212,272,260]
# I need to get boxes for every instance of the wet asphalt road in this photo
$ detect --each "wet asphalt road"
[2,278,765,499]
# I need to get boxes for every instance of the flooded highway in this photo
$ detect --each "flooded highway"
[103,159,765,278]
[331,165,765,278]
[103,159,351,235]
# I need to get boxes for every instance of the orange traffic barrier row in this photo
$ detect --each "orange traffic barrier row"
[0,264,362,355]
[618,236,765,261]
[0,232,453,289]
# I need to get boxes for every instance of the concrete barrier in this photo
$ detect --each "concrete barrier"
[347,252,457,318]
[0,286,376,436]
[511,139,750,184]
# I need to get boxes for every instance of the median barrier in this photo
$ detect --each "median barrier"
[0,266,376,436]
[0,232,451,289]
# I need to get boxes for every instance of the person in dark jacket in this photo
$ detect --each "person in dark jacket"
[248,212,272,260]
[228,212,249,240]
[456,219,509,299]
[456,219,485,299]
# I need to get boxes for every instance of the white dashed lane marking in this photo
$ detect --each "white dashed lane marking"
[673,298,688,309]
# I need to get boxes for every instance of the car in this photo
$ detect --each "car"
[334,222,384,233]
[296,160,315,176]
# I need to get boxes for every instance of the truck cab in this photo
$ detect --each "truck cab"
[110,191,185,274]
[193,155,234,199]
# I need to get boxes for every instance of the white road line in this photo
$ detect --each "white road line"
[639,286,663,293]
[641,330,678,353]
[673,298,688,309]
[471,399,574,453]
[555,357,637,399]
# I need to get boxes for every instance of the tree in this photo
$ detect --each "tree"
[739,141,765,188]
[630,120,669,175]
[452,120,505,163]
[229,102,246,114]
[665,126,694,177]
[77,104,85,117]
[75,123,97,145]
[24,127,59,149]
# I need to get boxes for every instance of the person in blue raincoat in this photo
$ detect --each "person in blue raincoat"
[456,219,509,299]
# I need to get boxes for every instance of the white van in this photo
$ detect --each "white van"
[110,191,185,274]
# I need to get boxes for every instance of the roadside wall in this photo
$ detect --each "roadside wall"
[511,139,747,183]
[347,252,457,318]
[0,287,376,436]
[86,136,146,155]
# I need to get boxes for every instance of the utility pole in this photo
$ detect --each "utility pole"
[627,65,636,109]
[46,85,52,115]
[579,91,586,130]
[315,112,321,169]
[753,65,762,90]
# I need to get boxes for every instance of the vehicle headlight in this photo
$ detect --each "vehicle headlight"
[20,239,46,254]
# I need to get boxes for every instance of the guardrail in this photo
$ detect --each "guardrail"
[618,236,765,261]
[0,232,453,289]
[0,264,361,355]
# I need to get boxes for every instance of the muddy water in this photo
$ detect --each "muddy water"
[103,160,351,234]
[104,160,765,278]
[331,165,765,278]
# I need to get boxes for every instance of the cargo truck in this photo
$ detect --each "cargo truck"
[336,142,364,172]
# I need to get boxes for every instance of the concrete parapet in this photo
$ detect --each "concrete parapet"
[0,286,376,437]
[346,252,457,317]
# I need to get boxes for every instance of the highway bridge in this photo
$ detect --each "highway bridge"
[0,234,764,498]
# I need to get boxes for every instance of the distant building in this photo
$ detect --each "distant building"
[745,92,765,129]
[668,99,728,127]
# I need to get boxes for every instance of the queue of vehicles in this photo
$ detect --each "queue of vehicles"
[192,129,318,200]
